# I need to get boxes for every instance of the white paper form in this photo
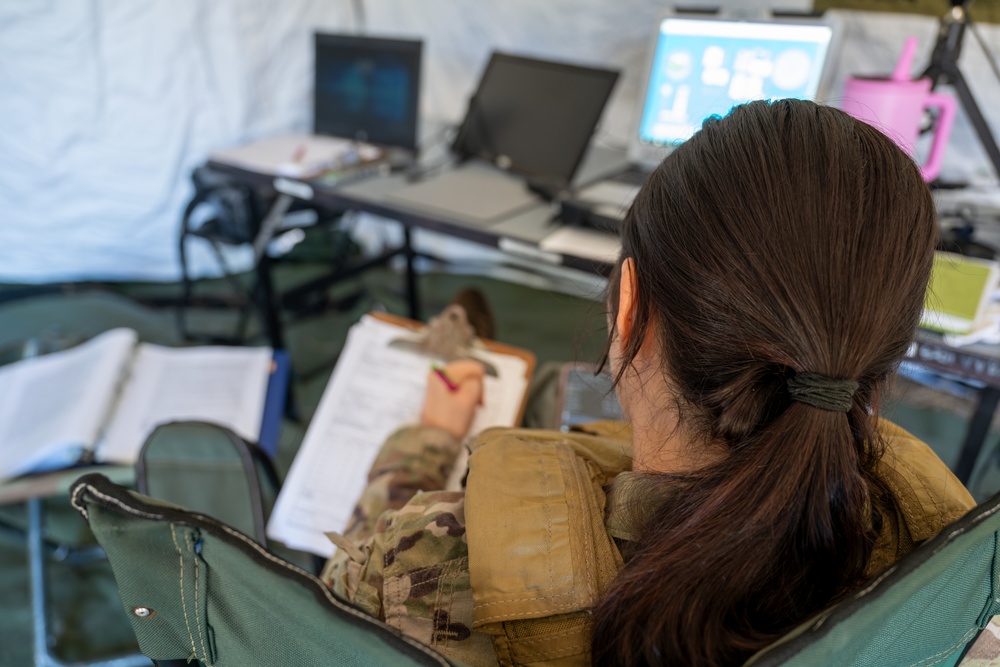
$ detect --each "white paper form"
[539,226,622,264]
[210,134,384,179]
[0,328,137,480]
[267,316,528,556]
[97,344,272,464]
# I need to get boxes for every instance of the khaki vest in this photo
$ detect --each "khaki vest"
[464,420,974,666]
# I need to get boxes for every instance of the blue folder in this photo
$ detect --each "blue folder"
[257,349,291,459]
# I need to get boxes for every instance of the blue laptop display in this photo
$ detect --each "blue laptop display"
[564,14,836,231]
[314,34,422,151]
[636,17,833,151]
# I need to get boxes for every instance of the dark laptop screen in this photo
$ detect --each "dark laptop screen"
[452,53,619,185]
[313,33,422,150]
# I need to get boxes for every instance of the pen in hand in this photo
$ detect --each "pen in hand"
[431,364,460,392]
[423,361,485,439]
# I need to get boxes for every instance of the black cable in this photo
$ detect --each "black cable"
[404,123,459,182]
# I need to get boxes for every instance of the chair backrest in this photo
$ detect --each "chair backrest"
[135,422,278,546]
[71,473,453,667]
[748,489,1000,666]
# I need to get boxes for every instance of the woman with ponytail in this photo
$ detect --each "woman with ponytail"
[322,99,975,666]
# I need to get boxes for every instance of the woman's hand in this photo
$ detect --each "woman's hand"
[421,360,485,440]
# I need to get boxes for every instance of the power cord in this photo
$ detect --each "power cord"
[405,123,459,182]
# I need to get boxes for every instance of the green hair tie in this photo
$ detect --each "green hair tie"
[787,372,859,413]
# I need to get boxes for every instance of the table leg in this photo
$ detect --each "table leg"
[954,387,1000,486]
[250,194,296,351]
[28,496,154,667]
[254,254,285,351]
[28,497,53,666]
[403,225,420,320]
[252,194,294,262]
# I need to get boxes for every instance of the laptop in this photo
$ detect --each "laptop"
[564,13,836,232]
[387,52,619,224]
[556,363,624,430]
[312,33,423,180]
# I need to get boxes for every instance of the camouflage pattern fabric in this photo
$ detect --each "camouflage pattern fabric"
[960,616,1000,666]
[322,421,638,666]
[321,426,500,666]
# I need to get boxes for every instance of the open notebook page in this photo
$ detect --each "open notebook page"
[97,344,272,464]
[0,328,137,481]
[268,315,528,556]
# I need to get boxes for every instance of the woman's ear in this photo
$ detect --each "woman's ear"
[616,258,637,346]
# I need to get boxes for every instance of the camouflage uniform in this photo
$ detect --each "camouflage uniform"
[320,425,494,664]
[321,419,974,667]
[321,421,634,667]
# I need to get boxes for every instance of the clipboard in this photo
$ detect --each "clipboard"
[371,311,536,425]
[267,312,536,556]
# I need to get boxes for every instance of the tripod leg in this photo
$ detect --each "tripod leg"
[920,6,1000,181]
[951,66,1000,180]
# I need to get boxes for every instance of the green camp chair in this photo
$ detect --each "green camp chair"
[135,421,315,574]
[746,490,1000,667]
[70,473,451,667]
[72,466,1000,667]
[135,422,280,546]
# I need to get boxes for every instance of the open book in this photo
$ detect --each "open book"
[0,328,275,482]
[267,314,535,556]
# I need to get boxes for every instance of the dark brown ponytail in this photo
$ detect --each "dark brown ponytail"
[592,100,937,665]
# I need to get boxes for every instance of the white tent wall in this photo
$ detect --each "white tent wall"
[0,0,351,283]
[1,2,999,283]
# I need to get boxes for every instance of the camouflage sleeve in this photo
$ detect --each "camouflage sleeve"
[320,424,461,611]
[323,491,497,665]
[342,424,462,543]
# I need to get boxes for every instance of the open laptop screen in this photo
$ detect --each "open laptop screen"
[637,17,833,148]
[314,34,422,150]
[452,53,619,186]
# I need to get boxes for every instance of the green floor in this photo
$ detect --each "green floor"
[1,258,998,665]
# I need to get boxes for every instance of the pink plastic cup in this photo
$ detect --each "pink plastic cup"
[842,76,956,182]
[840,37,956,182]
